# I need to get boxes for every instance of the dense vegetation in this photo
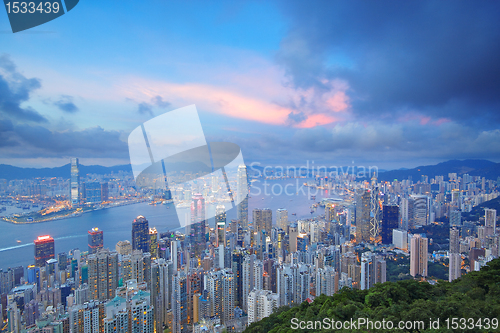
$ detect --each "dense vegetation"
[245,258,500,332]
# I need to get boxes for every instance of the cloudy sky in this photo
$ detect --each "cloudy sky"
[1,1,499,169]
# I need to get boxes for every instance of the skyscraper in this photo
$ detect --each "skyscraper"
[485,208,497,236]
[237,165,248,229]
[410,195,430,227]
[276,208,288,230]
[449,227,461,282]
[70,158,79,206]
[216,205,226,248]
[370,187,382,240]
[85,182,102,204]
[88,228,103,254]
[410,234,428,277]
[355,189,371,243]
[190,194,206,257]
[253,208,272,236]
[132,215,149,253]
[172,272,188,333]
[149,227,158,259]
[34,235,55,267]
[381,205,399,244]
[87,249,118,301]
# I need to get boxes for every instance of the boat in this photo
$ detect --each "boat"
[292,213,296,216]
[16,240,21,243]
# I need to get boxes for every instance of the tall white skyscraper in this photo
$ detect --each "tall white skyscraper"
[237,165,248,229]
[247,289,279,324]
[276,208,288,230]
[485,208,497,236]
[410,234,428,277]
[70,158,79,206]
[410,195,430,227]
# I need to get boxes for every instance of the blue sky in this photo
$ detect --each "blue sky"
[1,1,500,169]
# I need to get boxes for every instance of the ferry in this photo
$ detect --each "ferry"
[16,240,21,243]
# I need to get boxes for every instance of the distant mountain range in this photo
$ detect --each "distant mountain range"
[0,159,499,181]
[377,159,500,181]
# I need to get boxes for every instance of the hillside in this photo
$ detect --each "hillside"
[377,159,500,182]
[245,258,500,333]
[462,196,500,221]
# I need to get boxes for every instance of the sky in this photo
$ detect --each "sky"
[1,1,500,170]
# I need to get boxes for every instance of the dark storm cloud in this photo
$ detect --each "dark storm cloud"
[0,55,47,122]
[54,95,79,113]
[276,1,500,126]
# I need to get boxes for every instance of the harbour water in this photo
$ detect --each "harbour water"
[0,179,335,269]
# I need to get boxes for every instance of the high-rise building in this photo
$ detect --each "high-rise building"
[172,272,188,333]
[410,195,430,227]
[355,190,371,243]
[116,240,132,256]
[381,205,399,244]
[87,249,119,301]
[276,209,288,230]
[392,229,408,250]
[85,182,102,204]
[370,187,382,239]
[190,194,206,257]
[449,227,461,282]
[121,250,152,286]
[289,223,298,253]
[450,227,460,254]
[247,289,279,324]
[485,208,497,236]
[132,215,149,253]
[253,208,272,236]
[315,266,338,297]
[34,235,55,267]
[149,227,158,259]
[237,165,248,229]
[88,227,104,254]
[410,234,428,277]
[450,210,462,227]
[449,253,462,282]
[216,205,226,248]
[70,158,79,206]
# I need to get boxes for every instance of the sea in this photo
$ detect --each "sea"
[0,178,337,270]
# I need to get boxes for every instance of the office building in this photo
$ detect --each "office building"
[88,228,104,254]
[247,289,279,324]
[253,208,272,236]
[132,215,149,253]
[216,205,226,248]
[70,157,79,206]
[34,235,55,267]
[276,208,288,230]
[190,194,206,257]
[88,249,119,301]
[85,182,102,204]
[381,205,399,244]
[392,229,408,250]
[149,227,158,259]
[355,190,371,243]
[410,234,428,277]
[237,165,248,229]
[485,208,497,236]
[410,195,430,227]
[172,272,188,333]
